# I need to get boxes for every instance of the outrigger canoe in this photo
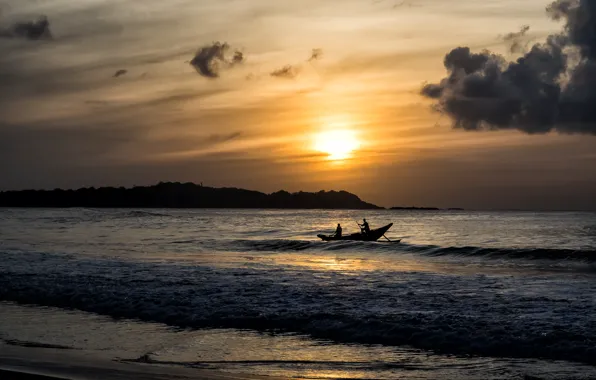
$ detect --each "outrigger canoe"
[317,223,395,242]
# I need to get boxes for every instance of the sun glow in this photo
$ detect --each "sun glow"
[313,129,361,161]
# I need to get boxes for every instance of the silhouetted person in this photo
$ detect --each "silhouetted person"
[334,223,342,238]
[359,219,370,235]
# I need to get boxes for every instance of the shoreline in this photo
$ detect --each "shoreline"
[0,368,68,380]
[0,344,280,380]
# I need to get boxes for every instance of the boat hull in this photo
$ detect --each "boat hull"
[317,223,394,242]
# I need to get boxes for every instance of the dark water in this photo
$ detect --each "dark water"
[1,208,596,379]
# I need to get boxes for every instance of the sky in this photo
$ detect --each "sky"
[0,0,595,210]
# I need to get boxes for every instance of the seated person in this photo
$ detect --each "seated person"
[334,223,342,237]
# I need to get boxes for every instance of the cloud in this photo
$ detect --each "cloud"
[421,0,596,135]
[232,51,245,64]
[0,92,249,187]
[189,42,244,78]
[270,65,301,79]
[502,25,531,54]
[269,49,322,80]
[308,48,323,61]
[0,121,138,178]
[0,15,52,40]
[204,131,243,144]
[113,69,128,78]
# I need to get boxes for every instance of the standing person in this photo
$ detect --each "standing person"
[359,219,370,235]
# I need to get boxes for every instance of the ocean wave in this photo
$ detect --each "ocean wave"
[581,225,596,236]
[233,239,321,252]
[1,338,75,350]
[402,244,596,262]
[222,239,596,262]
[1,256,595,366]
[118,210,172,218]
[120,355,426,373]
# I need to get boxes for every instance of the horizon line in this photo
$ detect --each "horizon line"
[1,181,594,212]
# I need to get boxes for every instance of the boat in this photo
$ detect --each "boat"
[317,223,396,242]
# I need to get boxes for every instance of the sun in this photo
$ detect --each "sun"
[313,129,361,161]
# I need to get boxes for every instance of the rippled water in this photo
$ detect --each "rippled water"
[1,208,596,379]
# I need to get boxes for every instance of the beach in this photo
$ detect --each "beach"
[0,342,276,380]
[1,208,596,379]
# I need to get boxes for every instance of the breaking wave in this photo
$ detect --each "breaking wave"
[1,252,595,366]
[401,244,596,262]
[218,239,596,262]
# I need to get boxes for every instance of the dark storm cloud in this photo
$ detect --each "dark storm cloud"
[421,0,596,135]
[270,65,301,79]
[189,42,244,78]
[0,15,52,40]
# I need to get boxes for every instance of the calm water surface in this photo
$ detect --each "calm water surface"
[1,208,596,379]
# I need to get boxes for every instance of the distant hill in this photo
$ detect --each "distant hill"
[391,206,464,211]
[0,182,383,209]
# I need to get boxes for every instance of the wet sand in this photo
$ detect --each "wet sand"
[0,369,68,380]
[0,344,282,380]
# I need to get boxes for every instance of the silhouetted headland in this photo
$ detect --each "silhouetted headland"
[391,206,464,211]
[0,182,383,209]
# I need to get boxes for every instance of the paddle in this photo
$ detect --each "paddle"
[382,236,403,244]
[354,221,366,234]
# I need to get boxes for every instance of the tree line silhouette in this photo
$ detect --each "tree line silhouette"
[0,182,383,209]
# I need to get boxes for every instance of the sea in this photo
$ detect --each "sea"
[1,208,596,379]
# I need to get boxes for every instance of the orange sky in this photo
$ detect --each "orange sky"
[0,0,595,210]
